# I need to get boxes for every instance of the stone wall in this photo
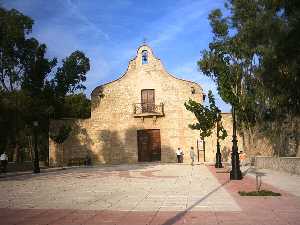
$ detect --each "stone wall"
[255,156,300,175]
[240,129,273,159]
[49,45,245,166]
[49,119,92,167]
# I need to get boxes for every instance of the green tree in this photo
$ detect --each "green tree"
[198,4,259,178]
[198,0,300,157]
[199,8,253,125]
[0,7,34,91]
[0,6,91,165]
[185,90,226,163]
[198,0,300,171]
[54,51,90,97]
[0,7,41,160]
[63,93,91,119]
[53,51,90,119]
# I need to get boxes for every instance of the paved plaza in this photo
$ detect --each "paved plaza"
[0,163,300,225]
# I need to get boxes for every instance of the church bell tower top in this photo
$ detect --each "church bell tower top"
[135,44,157,66]
[137,44,154,57]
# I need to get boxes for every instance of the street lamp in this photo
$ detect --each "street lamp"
[33,121,40,173]
[215,114,223,168]
[230,105,242,180]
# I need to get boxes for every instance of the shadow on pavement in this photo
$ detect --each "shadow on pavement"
[158,178,230,225]
[0,163,169,182]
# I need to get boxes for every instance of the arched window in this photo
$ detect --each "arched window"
[142,50,148,64]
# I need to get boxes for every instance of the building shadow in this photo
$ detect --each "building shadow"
[50,119,98,167]
[159,179,231,225]
[98,127,178,168]
[99,127,138,165]
[49,124,178,172]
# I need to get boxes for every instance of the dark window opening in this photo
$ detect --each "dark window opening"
[191,87,195,94]
[142,50,148,64]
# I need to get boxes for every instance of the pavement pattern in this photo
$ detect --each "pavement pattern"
[0,163,300,225]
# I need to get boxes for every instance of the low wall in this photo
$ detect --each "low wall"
[255,156,300,175]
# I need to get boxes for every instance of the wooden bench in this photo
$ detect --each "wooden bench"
[68,158,85,166]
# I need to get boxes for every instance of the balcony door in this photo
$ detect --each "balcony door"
[141,89,155,113]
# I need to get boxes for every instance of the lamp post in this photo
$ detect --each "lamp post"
[230,105,242,180]
[215,116,223,168]
[33,121,40,173]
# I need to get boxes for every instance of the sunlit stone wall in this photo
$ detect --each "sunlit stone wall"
[49,45,245,166]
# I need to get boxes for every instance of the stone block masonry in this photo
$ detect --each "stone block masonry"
[256,156,300,175]
[49,44,244,166]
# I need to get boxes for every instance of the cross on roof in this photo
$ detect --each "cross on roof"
[142,38,147,45]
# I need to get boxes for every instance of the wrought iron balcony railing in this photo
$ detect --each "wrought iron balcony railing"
[133,103,164,117]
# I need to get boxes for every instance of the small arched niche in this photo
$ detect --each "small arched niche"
[142,50,148,64]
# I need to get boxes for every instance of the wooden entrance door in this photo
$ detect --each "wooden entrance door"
[137,129,161,162]
[141,89,155,113]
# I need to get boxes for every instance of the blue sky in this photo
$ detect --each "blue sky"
[2,0,231,112]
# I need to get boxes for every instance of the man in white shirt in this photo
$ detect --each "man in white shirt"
[180,148,184,163]
[0,152,8,173]
[176,148,181,163]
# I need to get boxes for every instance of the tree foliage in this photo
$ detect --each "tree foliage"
[0,7,33,91]
[0,7,91,161]
[217,113,228,141]
[54,51,90,98]
[50,125,72,144]
[63,93,91,119]
[198,0,300,155]
[199,7,258,129]
[200,0,299,118]
[185,90,227,140]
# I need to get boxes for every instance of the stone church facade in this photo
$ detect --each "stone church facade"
[49,45,243,166]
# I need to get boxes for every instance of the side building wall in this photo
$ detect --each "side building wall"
[49,113,245,166]
[49,119,92,167]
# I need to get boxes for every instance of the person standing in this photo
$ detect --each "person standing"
[180,148,184,163]
[239,151,246,166]
[190,147,195,166]
[176,148,181,163]
[0,152,8,173]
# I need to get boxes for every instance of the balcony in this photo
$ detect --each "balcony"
[133,103,164,117]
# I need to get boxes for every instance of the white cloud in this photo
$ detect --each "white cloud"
[64,0,110,41]
[148,0,220,46]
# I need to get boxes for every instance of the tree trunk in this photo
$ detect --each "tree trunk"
[202,136,206,162]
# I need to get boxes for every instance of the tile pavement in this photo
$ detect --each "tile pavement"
[0,163,300,225]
